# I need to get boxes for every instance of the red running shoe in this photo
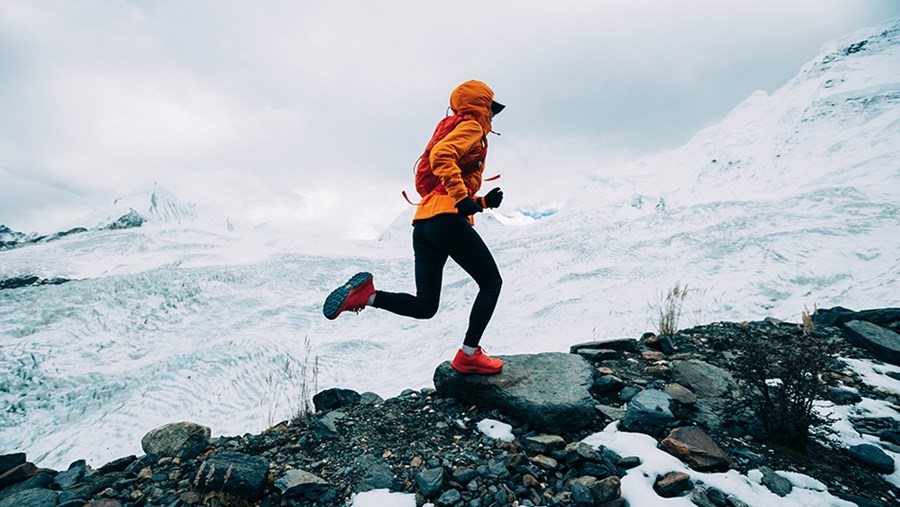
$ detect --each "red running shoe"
[451,347,504,374]
[323,272,375,320]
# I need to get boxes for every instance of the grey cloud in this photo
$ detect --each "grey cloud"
[1,0,898,237]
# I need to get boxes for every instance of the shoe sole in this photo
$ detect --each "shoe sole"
[450,362,503,375]
[323,272,373,320]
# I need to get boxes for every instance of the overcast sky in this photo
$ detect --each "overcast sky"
[1,1,898,238]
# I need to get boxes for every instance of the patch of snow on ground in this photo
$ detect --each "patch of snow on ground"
[350,489,417,507]
[477,418,515,442]
[817,389,900,489]
[583,422,857,506]
[842,357,900,394]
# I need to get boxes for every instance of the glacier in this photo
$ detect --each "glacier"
[0,18,898,471]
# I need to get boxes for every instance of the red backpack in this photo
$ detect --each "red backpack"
[407,114,490,201]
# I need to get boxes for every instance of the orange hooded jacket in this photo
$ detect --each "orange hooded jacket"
[413,80,495,225]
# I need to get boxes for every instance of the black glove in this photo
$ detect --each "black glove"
[456,197,484,216]
[484,187,503,209]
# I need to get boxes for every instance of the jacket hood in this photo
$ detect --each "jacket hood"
[450,80,494,134]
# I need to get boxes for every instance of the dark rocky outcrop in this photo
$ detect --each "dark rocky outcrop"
[813,306,900,328]
[0,275,71,290]
[0,224,88,251]
[842,320,900,365]
[433,352,596,432]
[105,210,144,230]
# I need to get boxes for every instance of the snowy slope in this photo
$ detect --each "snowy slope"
[1,18,899,471]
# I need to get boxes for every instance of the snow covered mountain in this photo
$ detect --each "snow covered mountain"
[65,185,236,232]
[0,186,234,254]
[1,18,898,473]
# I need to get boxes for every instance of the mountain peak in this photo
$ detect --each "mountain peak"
[72,185,235,233]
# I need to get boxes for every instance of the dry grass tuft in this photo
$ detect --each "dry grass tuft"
[649,281,690,336]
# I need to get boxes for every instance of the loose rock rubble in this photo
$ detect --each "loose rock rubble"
[2,307,898,506]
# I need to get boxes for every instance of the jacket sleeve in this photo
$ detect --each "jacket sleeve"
[429,119,483,203]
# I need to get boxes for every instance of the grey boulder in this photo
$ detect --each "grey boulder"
[433,353,595,432]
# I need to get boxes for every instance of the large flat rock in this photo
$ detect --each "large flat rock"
[842,320,900,365]
[814,307,900,328]
[433,353,595,432]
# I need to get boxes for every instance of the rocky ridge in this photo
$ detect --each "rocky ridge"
[2,307,899,507]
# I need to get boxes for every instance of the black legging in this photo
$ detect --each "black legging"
[372,213,502,348]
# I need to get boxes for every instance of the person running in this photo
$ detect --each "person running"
[323,80,506,375]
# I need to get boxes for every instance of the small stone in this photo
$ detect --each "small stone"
[596,404,627,421]
[670,360,737,398]
[524,435,567,453]
[141,422,211,459]
[658,335,676,355]
[55,462,86,489]
[592,375,625,396]
[276,469,333,499]
[616,456,642,469]
[570,339,638,353]
[88,500,123,507]
[564,442,602,464]
[191,452,269,501]
[487,460,509,478]
[660,426,730,472]
[314,412,342,439]
[618,386,642,403]
[571,481,593,507]
[592,476,621,503]
[664,383,698,405]
[706,487,729,506]
[437,488,462,506]
[622,389,676,436]
[847,443,895,474]
[98,455,137,474]
[313,388,361,412]
[758,466,792,497]
[576,348,619,362]
[359,391,384,405]
[642,351,665,361]
[357,462,394,492]
[654,471,691,497]
[415,467,444,498]
[180,491,201,504]
[452,468,478,484]
[528,455,559,470]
